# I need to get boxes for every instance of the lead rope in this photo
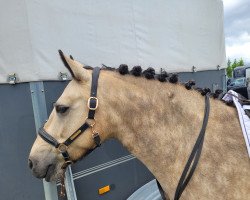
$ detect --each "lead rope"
[60,161,72,197]
[60,169,66,197]
[174,94,210,200]
[156,95,210,200]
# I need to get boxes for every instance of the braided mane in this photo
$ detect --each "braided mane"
[83,64,224,100]
[65,51,224,100]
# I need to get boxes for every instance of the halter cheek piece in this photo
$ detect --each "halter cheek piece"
[38,67,101,195]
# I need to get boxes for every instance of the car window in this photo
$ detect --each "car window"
[234,78,245,86]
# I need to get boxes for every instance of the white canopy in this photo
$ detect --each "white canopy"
[0,0,226,83]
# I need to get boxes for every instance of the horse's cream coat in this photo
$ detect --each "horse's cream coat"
[29,54,250,199]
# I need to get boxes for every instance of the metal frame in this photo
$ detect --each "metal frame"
[30,82,59,200]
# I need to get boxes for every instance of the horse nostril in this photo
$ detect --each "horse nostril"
[28,159,33,169]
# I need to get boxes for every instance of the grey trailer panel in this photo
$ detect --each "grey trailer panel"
[179,69,226,92]
[0,83,44,200]
[73,158,154,200]
[72,139,131,170]
[72,141,154,199]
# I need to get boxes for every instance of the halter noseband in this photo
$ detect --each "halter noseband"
[38,67,101,168]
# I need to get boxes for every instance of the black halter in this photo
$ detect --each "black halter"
[38,67,101,168]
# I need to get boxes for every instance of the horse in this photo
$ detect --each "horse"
[29,51,250,200]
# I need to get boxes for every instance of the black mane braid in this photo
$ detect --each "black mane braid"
[82,62,224,99]
[143,67,155,79]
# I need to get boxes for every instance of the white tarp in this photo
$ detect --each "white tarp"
[0,0,226,83]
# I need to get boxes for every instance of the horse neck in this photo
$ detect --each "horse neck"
[97,71,207,196]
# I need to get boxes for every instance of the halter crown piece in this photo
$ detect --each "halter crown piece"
[38,67,101,196]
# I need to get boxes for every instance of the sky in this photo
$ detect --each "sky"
[223,0,250,64]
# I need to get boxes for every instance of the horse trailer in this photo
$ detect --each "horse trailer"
[0,0,226,199]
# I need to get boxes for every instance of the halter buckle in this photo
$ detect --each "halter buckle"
[85,117,96,127]
[92,132,99,138]
[57,143,68,153]
[92,132,101,147]
[87,97,99,110]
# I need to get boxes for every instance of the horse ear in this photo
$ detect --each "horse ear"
[58,50,89,82]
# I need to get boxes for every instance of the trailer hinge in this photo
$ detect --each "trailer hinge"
[8,73,17,84]
[59,72,68,81]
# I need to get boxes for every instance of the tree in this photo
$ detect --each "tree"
[227,58,231,67]
[226,58,245,78]
[226,59,232,77]
[231,59,238,70]
[238,58,244,66]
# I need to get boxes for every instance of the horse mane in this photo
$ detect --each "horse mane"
[64,52,225,101]
[83,64,225,101]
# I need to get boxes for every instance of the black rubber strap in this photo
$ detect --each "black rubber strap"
[61,151,70,161]
[64,122,90,146]
[93,132,101,147]
[38,127,60,148]
[156,179,167,200]
[176,135,204,198]
[88,67,101,119]
[174,94,210,200]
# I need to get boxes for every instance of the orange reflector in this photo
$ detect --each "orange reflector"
[98,185,111,195]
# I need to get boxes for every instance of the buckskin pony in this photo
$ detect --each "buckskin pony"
[29,51,250,200]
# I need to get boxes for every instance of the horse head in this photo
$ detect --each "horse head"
[28,51,112,182]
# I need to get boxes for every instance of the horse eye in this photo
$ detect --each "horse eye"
[55,105,69,114]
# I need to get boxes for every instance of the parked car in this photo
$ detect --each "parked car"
[227,77,246,90]
[227,77,248,98]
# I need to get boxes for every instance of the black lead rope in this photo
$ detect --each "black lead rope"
[157,94,210,200]
[157,179,167,200]
[174,94,210,200]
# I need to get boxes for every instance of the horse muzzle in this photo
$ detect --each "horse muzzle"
[28,156,57,182]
